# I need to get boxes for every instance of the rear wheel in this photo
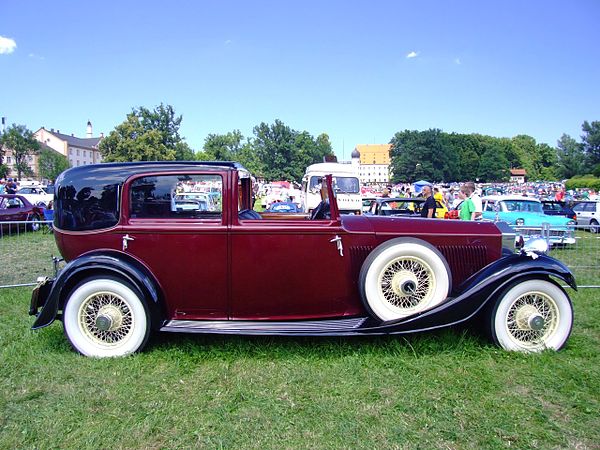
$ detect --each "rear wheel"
[590,219,599,234]
[487,279,573,352]
[63,278,150,357]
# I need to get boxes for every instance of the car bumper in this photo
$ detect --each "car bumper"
[29,277,54,316]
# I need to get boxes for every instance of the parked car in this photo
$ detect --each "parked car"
[482,195,576,245]
[365,197,448,219]
[30,162,575,357]
[0,194,44,233]
[572,201,600,233]
[541,201,577,221]
[16,186,53,207]
[172,192,216,213]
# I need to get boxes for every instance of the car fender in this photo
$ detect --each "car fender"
[32,251,165,330]
[368,252,576,334]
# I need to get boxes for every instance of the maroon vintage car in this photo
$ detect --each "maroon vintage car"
[30,162,575,357]
[0,194,44,233]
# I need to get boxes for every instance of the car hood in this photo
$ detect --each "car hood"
[343,214,502,238]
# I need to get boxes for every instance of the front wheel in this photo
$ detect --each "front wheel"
[488,279,573,352]
[63,278,150,357]
[590,219,599,234]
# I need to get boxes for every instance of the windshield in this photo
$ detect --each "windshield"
[309,176,359,194]
[503,200,543,214]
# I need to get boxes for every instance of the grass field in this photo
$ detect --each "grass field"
[1,286,599,449]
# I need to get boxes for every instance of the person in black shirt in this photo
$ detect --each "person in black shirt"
[420,185,436,218]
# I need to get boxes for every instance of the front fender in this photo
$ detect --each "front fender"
[32,251,164,330]
[367,252,576,334]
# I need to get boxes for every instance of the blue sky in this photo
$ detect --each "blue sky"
[1,0,599,159]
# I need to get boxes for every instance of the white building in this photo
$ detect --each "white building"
[34,121,103,168]
[352,144,392,184]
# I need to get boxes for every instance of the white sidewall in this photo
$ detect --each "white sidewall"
[364,242,450,321]
[493,280,572,352]
[63,279,148,357]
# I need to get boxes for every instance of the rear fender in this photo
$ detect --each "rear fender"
[372,252,576,333]
[32,251,165,330]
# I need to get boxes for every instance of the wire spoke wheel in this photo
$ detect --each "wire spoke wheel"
[379,257,434,311]
[63,278,150,357]
[505,292,558,349]
[360,238,451,321]
[79,292,134,347]
[490,279,573,352]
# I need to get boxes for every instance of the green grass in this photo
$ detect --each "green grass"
[549,230,600,285]
[0,230,59,286]
[1,287,599,449]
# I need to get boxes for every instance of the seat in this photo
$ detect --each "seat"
[238,209,262,220]
[310,200,330,220]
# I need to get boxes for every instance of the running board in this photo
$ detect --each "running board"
[160,317,369,336]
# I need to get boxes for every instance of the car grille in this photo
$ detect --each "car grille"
[437,245,489,288]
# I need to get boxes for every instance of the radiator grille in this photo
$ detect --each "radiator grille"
[437,245,488,287]
[349,246,374,279]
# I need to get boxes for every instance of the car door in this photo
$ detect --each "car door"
[230,215,356,320]
[120,172,229,320]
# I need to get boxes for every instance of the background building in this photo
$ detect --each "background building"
[34,121,103,168]
[352,144,392,184]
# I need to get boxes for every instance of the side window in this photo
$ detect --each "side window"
[573,203,585,212]
[586,203,597,212]
[130,174,223,219]
[485,201,495,212]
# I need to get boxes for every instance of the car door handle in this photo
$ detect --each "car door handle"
[330,235,344,257]
[122,234,135,251]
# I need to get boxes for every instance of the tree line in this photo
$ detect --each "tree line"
[1,102,599,184]
[389,122,600,183]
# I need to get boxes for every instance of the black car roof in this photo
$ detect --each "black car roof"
[56,161,247,186]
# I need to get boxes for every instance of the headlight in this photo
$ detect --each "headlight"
[567,220,576,226]
[522,237,549,255]
[516,218,524,226]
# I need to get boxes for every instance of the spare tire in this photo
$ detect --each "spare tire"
[359,237,451,321]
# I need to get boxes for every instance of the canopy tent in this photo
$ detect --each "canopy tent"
[413,180,432,194]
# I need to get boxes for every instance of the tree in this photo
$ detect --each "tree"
[478,142,509,182]
[581,120,600,168]
[389,129,454,183]
[251,120,333,181]
[200,130,245,161]
[556,134,585,179]
[0,124,40,179]
[99,104,192,162]
[38,146,69,181]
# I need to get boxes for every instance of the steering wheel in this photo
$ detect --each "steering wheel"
[310,200,330,220]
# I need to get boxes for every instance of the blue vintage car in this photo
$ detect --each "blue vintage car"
[482,195,576,245]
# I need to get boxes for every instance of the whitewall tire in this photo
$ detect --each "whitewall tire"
[63,278,150,357]
[489,279,573,352]
[360,238,451,321]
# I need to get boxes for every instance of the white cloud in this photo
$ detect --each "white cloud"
[406,51,418,59]
[454,58,461,65]
[28,53,45,60]
[225,39,233,45]
[0,36,17,54]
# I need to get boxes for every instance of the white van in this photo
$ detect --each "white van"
[301,163,362,214]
